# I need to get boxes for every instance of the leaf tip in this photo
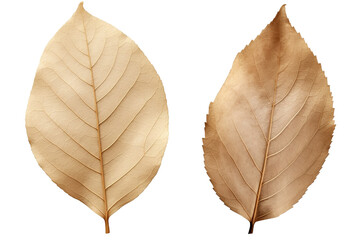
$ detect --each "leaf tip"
[76,2,85,12]
[276,4,288,19]
[272,4,291,27]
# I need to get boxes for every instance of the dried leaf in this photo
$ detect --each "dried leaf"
[203,5,334,233]
[26,2,168,233]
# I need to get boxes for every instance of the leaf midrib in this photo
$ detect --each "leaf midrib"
[250,55,280,229]
[80,12,109,224]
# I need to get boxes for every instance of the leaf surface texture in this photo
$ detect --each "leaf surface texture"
[26,3,168,233]
[203,5,334,233]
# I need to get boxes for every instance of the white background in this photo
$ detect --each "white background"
[0,0,359,239]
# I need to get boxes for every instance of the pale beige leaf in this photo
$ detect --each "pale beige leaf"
[26,2,168,233]
[203,5,334,233]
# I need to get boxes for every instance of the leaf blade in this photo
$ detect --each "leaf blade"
[26,2,168,233]
[203,5,334,233]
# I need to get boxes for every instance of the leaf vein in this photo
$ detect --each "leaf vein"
[270,70,317,141]
[99,72,141,125]
[216,131,257,194]
[42,79,97,130]
[102,88,158,152]
[275,57,303,105]
[46,50,92,87]
[43,67,95,111]
[208,151,252,219]
[231,118,261,172]
[37,108,100,160]
[30,125,100,173]
[263,103,326,185]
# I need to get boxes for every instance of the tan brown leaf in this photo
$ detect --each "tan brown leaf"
[203,5,334,233]
[25,2,168,233]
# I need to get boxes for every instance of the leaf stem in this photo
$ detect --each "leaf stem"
[248,222,254,234]
[105,217,110,234]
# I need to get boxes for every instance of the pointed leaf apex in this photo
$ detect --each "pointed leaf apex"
[77,2,85,12]
[272,4,290,26]
[277,4,288,19]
